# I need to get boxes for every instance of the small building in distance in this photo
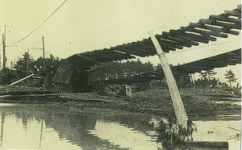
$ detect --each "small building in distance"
[52,59,97,93]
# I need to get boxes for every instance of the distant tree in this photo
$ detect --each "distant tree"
[199,70,217,87]
[14,53,60,72]
[224,69,237,87]
[199,70,217,80]
[96,59,154,80]
[0,68,16,85]
[174,73,193,88]
[144,61,154,72]
[155,63,162,71]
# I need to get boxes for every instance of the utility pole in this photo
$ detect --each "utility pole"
[27,48,29,72]
[2,34,5,69]
[17,56,20,69]
[0,54,1,69]
[2,25,6,69]
[148,31,188,127]
[32,36,46,71]
[42,36,45,71]
[2,25,15,70]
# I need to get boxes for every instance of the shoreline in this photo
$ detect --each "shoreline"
[0,87,240,121]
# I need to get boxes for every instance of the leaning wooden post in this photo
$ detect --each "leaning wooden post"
[148,31,188,127]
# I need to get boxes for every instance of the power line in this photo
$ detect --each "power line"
[12,0,68,44]
[45,0,106,38]
[46,3,240,52]
[47,4,166,50]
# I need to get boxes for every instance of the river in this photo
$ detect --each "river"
[0,103,240,150]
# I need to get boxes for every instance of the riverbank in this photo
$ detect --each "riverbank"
[0,85,52,95]
[0,86,240,121]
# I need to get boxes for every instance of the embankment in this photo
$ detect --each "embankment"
[0,87,240,121]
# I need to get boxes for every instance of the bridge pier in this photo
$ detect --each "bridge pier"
[125,84,132,97]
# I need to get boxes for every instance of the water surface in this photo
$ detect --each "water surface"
[0,103,240,150]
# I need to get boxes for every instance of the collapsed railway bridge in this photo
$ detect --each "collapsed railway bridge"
[50,5,241,93]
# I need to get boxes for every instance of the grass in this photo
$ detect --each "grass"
[0,86,240,120]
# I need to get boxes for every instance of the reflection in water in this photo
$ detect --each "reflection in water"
[90,120,158,150]
[192,121,240,150]
[39,119,44,149]
[0,112,5,149]
[0,104,158,150]
[0,104,240,150]
[0,112,82,150]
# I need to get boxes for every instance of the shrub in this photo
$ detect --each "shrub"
[155,116,197,150]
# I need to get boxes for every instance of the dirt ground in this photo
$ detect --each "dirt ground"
[0,86,240,121]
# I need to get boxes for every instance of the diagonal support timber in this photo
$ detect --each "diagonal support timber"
[148,31,188,127]
[10,74,34,86]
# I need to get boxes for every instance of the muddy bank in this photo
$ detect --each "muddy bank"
[0,87,240,121]
[0,85,53,95]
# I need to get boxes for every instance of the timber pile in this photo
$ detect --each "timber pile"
[59,93,123,102]
[0,85,52,95]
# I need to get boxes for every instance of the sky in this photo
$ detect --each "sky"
[0,0,241,86]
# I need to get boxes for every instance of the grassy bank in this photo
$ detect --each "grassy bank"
[0,86,240,120]
[0,85,52,95]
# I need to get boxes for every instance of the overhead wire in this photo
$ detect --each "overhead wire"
[47,4,167,50]
[45,0,106,38]
[11,0,68,44]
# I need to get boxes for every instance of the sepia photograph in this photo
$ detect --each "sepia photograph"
[0,0,241,149]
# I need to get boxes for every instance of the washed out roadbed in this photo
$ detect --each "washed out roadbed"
[0,87,240,121]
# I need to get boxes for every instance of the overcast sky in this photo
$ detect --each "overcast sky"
[0,0,241,85]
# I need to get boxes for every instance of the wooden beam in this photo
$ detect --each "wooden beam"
[224,10,241,17]
[186,141,228,150]
[180,26,228,38]
[10,74,34,86]
[209,15,241,23]
[148,31,188,127]
[189,22,240,35]
[200,19,241,30]
[238,4,241,11]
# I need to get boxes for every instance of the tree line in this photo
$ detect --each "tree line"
[96,60,239,88]
[0,51,239,89]
[14,52,60,72]
[0,52,61,85]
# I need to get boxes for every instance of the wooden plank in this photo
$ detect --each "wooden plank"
[200,19,241,30]
[223,28,240,36]
[159,40,183,49]
[181,26,228,38]
[185,32,217,41]
[132,42,153,55]
[140,45,157,55]
[170,30,211,42]
[186,141,228,150]
[209,15,241,23]
[238,4,241,11]
[162,32,196,46]
[91,49,114,62]
[224,10,241,17]
[189,22,240,35]
[164,36,193,47]
[167,30,209,43]
[125,48,147,57]
[148,31,188,127]
[10,74,35,86]
[117,43,146,57]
